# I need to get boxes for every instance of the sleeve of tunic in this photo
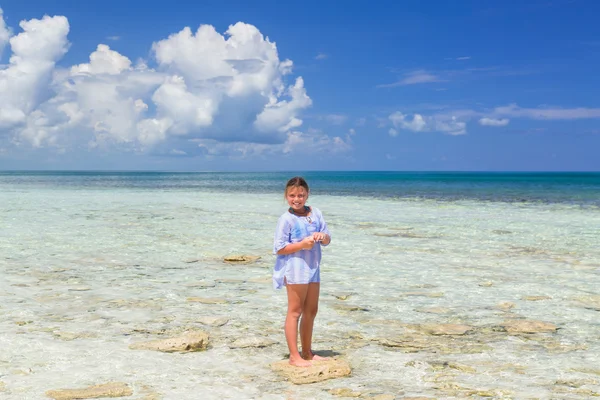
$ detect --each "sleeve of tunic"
[273,214,291,254]
[314,207,331,246]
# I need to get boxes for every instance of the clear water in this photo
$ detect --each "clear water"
[0,172,599,399]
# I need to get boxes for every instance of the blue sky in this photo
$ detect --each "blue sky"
[0,0,599,171]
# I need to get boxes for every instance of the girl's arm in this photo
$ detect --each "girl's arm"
[277,236,315,255]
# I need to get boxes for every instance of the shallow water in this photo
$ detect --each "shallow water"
[1,180,600,399]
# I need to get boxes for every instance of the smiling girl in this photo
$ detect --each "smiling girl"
[273,176,331,367]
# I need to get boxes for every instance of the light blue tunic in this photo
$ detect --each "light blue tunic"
[272,207,331,289]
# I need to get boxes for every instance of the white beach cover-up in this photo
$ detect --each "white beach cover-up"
[272,207,330,289]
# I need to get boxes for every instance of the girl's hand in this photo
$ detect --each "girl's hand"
[312,232,327,242]
[301,236,315,250]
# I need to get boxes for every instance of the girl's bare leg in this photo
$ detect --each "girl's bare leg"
[300,283,329,360]
[285,283,312,366]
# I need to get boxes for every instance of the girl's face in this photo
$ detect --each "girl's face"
[286,186,308,212]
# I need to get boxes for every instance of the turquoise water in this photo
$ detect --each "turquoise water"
[2,171,599,204]
[0,172,599,399]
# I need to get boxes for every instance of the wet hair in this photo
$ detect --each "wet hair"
[284,176,309,198]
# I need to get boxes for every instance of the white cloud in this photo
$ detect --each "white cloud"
[0,12,322,156]
[348,128,356,135]
[493,104,600,120]
[479,117,510,126]
[106,36,120,41]
[456,56,471,60]
[315,53,328,60]
[324,114,347,125]
[386,102,600,137]
[0,8,11,57]
[378,70,442,88]
[389,111,466,135]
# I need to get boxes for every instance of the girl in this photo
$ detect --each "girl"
[273,176,331,367]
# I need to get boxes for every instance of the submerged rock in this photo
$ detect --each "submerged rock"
[223,255,261,264]
[501,320,557,334]
[271,358,352,384]
[129,330,209,352]
[45,382,133,399]
[197,316,229,326]
[186,297,229,304]
[417,324,473,336]
[229,336,277,349]
[328,387,362,397]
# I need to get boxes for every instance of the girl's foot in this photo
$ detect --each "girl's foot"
[289,357,312,367]
[302,351,330,361]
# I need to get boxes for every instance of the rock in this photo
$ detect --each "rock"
[186,297,229,304]
[415,307,451,314]
[45,382,133,399]
[370,395,395,400]
[183,259,200,263]
[404,291,444,298]
[0,381,5,392]
[501,320,557,334]
[497,302,516,311]
[523,295,551,301]
[271,359,352,384]
[331,304,369,312]
[328,387,362,397]
[332,293,353,300]
[68,286,91,291]
[229,337,277,349]
[573,295,600,311]
[183,281,216,288]
[129,330,209,352]
[223,255,261,264]
[479,281,493,287]
[197,316,229,327]
[418,324,472,335]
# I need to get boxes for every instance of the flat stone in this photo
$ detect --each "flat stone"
[129,330,209,352]
[229,337,277,349]
[183,281,216,288]
[415,307,452,314]
[332,293,353,300]
[271,359,351,384]
[497,302,516,311]
[331,304,369,312]
[404,291,444,298]
[328,387,362,397]
[523,295,552,301]
[223,255,261,264]
[502,320,557,334]
[573,295,600,311]
[197,316,229,326]
[186,297,229,304]
[45,382,133,400]
[418,324,472,335]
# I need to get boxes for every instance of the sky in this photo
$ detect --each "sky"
[0,0,599,171]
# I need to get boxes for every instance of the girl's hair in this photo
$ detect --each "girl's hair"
[284,176,309,198]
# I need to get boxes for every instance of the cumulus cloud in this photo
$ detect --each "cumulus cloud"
[479,117,510,126]
[0,8,10,57]
[389,111,466,135]
[387,102,600,136]
[0,11,337,156]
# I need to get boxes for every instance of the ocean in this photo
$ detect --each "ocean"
[1,171,599,399]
